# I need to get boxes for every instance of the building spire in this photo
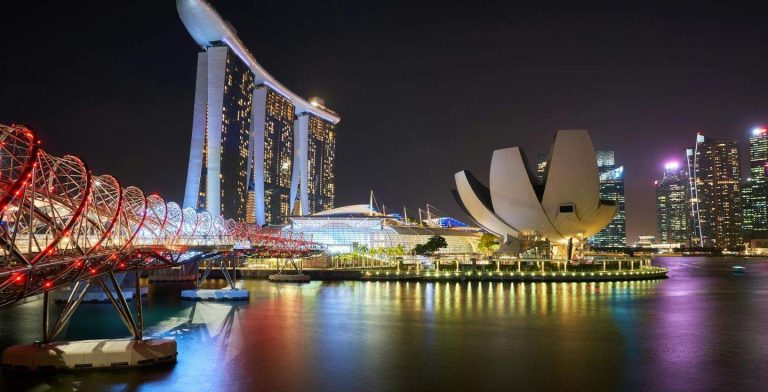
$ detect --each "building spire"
[369,190,374,216]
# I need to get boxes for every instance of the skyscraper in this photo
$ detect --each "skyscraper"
[253,87,295,224]
[300,112,336,213]
[742,127,768,239]
[535,153,548,183]
[591,151,626,247]
[656,162,688,243]
[177,0,340,224]
[687,133,742,249]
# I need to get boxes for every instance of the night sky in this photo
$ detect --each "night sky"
[2,1,768,242]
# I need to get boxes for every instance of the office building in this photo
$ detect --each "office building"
[687,133,742,249]
[656,162,689,243]
[742,127,768,239]
[591,151,626,247]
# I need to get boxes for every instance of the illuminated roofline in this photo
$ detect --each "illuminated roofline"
[176,0,341,124]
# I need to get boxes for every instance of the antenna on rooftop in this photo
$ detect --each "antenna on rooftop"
[369,190,375,216]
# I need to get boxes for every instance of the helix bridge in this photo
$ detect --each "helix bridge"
[0,124,323,314]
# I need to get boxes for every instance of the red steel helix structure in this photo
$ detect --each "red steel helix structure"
[0,124,235,308]
[230,225,325,258]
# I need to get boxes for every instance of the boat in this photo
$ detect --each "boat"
[732,265,746,273]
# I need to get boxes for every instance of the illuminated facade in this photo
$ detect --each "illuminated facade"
[254,87,295,224]
[178,0,340,223]
[284,205,479,254]
[742,128,768,239]
[306,114,336,213]
[246,190,256,224]
[656,163,689,243]
[183,45,254,220]
[591,151,626,247]
[687,134,742,248]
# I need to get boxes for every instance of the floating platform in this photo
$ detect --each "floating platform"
[268,274,311,283]
[180,288,249,301]
[1,338,176,372]
[52,287,148,303]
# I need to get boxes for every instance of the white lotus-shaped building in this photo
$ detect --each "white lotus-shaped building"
[453,130,617,250]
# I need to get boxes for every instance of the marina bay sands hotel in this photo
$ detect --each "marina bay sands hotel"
[177,0,340,224]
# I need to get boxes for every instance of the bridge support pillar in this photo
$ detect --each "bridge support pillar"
[134,271,143,341]
[2,272,177,372]
[181,257,249,301]
[269,257,310,283]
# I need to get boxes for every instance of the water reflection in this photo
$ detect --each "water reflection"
[1,258,767,391]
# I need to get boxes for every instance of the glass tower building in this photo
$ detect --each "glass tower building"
[251,87,296,224]
[655,163,688,243]
[307,114,336,213]
[535,153,548,183]
[742,128,768,239]
[590,151,626,247]
[687,133,742,249]
[178,0,340,224]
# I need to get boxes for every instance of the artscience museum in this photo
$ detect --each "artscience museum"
[453,130,617,258]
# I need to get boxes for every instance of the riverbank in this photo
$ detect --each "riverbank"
[198,266,668,282]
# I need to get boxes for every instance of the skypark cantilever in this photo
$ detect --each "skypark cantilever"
[176,0,339,123]
[178,0,340,226]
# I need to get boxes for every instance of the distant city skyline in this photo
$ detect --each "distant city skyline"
[649,129,768,249]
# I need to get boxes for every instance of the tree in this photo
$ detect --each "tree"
[478,233,500,257]
[412,235,448,255]
[426,235,448,252]
[412,243,429,255]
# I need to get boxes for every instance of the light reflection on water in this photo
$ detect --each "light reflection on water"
[0,257,767,391]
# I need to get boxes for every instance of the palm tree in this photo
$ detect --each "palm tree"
[478,233,500,271]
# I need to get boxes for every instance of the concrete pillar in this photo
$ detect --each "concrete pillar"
[183,51,209,209]
[204,46,229,218]
[250,87,268,225]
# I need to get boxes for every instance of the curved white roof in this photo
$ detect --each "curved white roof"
[454,130,616,244]
[176,0,341,124]
[490,147,559,239]
[310,204,384,217]
[454,171,519,238]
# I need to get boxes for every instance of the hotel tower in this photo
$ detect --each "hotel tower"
[177,0,340,224]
